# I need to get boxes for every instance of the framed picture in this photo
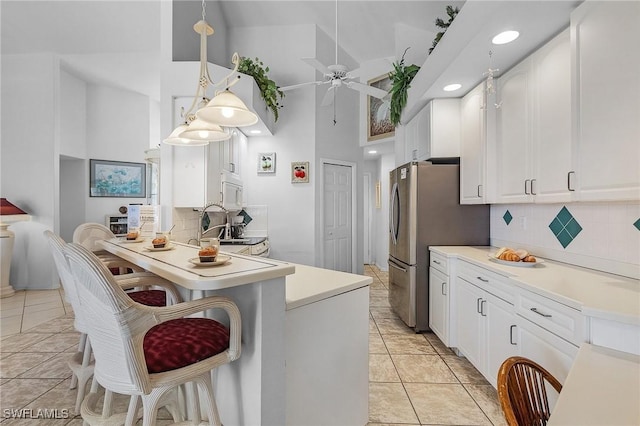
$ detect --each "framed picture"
[291,161,309,183]
[89,159,146,198]
[257,152,276,174]
[367,74,394,141]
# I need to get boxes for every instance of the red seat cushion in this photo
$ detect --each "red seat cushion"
[143,318,230,373]
[128,290,167,307]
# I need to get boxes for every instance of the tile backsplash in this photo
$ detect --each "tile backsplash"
[491,202,640,279]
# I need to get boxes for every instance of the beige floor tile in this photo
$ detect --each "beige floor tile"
[1,352,56,379]
[1,305,24,319]
[1,417,71,425]
[391,354,458,383]
[369,318,379,333]
[443,355,490,384]
[383,334,436,355]
[464,384,509,426]
[424,331,455,355]
[23,300,64,315]
[24,290,62,307]
[0,315,23,337]
[404,383,492,425]
[369,296,391,308]
[21,308,66,332]
[369,354,400,382]
[23,378,81,417]
[369,281,387,291]
[22,333,80,353]
[24,318,75,334]
[369,306,398,320]
[0,378,64,412]
[368,383,418,424]
[0,333,51,353]
[65,418,85,425]
[369,333,387,354]
[367,424,419,426]
[18,353,73,380]
[373,318,414,335]
[0,291,26,307]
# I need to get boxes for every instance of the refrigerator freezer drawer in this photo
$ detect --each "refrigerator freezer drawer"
[388,258,416,328]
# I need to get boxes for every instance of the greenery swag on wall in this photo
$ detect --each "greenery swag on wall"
[238,57,284,122]
[388,48,420,126]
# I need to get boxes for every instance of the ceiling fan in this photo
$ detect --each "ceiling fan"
[279,0,389,107]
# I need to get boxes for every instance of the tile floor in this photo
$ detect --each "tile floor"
[0,266,507,425]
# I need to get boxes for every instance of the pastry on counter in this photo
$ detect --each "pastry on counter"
[198,246,218,262]
[126,231,139,240]
[152,237,167,248]
[495,247,536,262]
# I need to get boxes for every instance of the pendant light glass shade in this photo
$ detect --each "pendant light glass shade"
[178,118,231,142]
[163,124,209,146]
[196,90,259,127]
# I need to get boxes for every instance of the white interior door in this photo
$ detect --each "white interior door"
[323,163,353,272]
[363,173,371,265]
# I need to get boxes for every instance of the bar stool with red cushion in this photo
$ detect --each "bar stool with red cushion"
[63,242,241,426]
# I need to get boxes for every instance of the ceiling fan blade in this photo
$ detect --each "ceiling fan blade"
[280,81,326,92]
[321,87,336,107]
[346,67,361,79]
[345,81,388,99]
[302,58,332,76]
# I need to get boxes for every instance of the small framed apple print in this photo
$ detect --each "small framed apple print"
[291,161,309,183]
[257,152,276,174]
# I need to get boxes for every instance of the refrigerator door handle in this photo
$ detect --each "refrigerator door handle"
[388,259,407,273]
[389,182,399,245]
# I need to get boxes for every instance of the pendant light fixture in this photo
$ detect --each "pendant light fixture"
[163,0,258,146]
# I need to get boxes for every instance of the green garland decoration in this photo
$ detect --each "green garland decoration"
[388,48,421,126]
[238,57,284,122]
[429,5,460,55]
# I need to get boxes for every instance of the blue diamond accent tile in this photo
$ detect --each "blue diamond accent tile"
[634,219,640,231]
[503,210,513,225]
[549,206,582,249]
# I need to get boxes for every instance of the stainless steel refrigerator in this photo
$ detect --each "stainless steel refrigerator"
[388,160,489,332]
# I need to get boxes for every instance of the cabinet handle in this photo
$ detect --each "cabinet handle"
[524,179,531,195]
[530,307,552,318]
[229,162,236,173]
[480,300,487,316]
[531,179,537,195]
[510,325,517,345]
[476,276,489,283]
[433,260,442,265]
[567,171,576,191]
[441,282,447,296]
[477,298,483,314]
[477,184,483,198]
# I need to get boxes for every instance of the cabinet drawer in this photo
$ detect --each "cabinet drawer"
[457,261,514,304]
[517,289,584,345]
[429,252,448,275]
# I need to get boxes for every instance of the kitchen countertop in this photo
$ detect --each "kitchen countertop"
[547,343,640,426]
[285,264,372,310]
[430,246,640,325]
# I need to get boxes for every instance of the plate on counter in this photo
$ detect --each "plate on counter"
[120,238,145,244]
[488,255,544,268]
[188,255,231,267]
[143,244,175,252]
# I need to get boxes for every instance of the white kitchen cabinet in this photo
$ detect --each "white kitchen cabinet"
[570,2,640,201]
[455,261,518,387]
[219,129,244,176]
[429,252,450,346]
[495,29,572,204]
[173,145,207,208]
[405,98,460,162]
[460,82,488,204]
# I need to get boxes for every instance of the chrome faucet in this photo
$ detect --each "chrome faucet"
[197,202,229,244]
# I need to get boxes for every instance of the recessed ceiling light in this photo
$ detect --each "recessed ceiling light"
[250,130,261,134]
[492,30,520,45]
[368,150,377,154]
[443,83,462,92]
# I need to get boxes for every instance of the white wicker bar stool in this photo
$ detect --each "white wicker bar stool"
[63,243,241,426]
[73,222,143,274]
[45,231,183,415]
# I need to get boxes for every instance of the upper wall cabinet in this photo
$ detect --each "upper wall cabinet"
[405,99,460,163]
[495,29,572,204]
[460,82,488,204]
[570,1,640,201]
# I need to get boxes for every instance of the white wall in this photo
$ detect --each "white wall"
[374,153,395,272]
[59,67,87,158]
[59,157,86,242]
[491,202,640,279]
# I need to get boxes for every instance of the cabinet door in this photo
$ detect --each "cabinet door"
[484,293,518,388]
[414,102,431,160]
[572,2,640,201]
[429,267,448,346]
[456,277,485,371]
[531,29,573,203]
[173,145,206,208]
[404,119,418,162]
[496,59,532,203]
[460,83,486,204]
